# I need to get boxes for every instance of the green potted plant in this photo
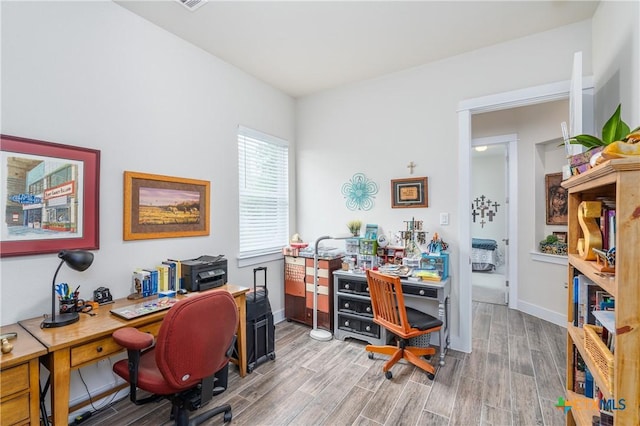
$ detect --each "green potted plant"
[347,219,362,237]
[570,104,640,163]
[539,234,567,256]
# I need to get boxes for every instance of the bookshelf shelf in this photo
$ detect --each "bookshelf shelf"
[566,390,600,425]
[562,158,640,425]
[567,255,616,298]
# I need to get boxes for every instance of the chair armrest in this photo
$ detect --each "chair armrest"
[113,327,154,350]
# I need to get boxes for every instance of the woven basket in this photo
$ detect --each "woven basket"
[583,325,614,393]
[408,333,431,347]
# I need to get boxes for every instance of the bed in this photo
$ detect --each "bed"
[471,238,499,272]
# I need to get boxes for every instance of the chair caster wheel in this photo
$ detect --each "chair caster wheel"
[269,353,276,360]
[385,371,392,380]
[427,372,435,380]
[247,365,254,374]
[368,352,374,360]
[223,410,233,423]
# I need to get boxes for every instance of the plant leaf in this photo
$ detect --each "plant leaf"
[601,104,631,143]
[615,121,630,142]
[569,134,604,148]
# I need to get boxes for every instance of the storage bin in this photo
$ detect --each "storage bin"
[583,324,614,393]
[420,253,449,279]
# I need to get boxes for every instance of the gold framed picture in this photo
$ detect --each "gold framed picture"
[123,171,210,240]
[391,177,428,208]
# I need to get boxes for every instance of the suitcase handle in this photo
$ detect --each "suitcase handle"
[253,267,268,301]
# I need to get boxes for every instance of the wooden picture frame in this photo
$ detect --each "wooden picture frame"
[391,177,428,208]
[553,231,567,243]
[545,172,567,225]
[123,171,210,240]
[1,134,100,257]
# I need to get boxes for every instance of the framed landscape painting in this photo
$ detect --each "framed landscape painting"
[123,171,210,240]
[0,134,100,257]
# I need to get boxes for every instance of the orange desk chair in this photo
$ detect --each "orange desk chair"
[113,291,238,425]
[365,269,443,380]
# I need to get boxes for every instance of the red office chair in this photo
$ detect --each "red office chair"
[113,291,238,425]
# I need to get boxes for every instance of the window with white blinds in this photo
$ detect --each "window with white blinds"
[237,126,289,260]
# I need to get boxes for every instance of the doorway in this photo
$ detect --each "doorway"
[470,140,509,305]
[456,77,593,353]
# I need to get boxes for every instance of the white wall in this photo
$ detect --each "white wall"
[1,1,295,326]
[296,21,593,346]
[592,0,640,128]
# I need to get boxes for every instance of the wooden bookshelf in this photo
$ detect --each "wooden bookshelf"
[562,158,640,425]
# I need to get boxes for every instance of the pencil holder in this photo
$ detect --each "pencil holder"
[59,298,78,314]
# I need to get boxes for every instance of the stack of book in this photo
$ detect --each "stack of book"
[569,147,603,175]
[573,274,614,330]
[132,258,183,297]
[598,199,616,251]
[132,269,157,297]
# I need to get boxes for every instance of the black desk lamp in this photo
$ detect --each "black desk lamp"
[41,250,94,328]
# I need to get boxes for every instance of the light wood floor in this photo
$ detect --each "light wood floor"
[80,301,567,425]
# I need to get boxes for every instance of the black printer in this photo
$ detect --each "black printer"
[181,255,227,292]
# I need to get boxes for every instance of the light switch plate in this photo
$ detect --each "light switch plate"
[440,213,449,226]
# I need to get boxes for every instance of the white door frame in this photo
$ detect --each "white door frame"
[455,77,593,353]
[471,134,518,307]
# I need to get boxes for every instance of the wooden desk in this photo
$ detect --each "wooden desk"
[0,323,48,426]
[19,283,249,426]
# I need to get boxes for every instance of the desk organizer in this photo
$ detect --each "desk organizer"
[420,252,449,280]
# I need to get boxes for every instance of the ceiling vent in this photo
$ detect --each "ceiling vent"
[176,0,207,12]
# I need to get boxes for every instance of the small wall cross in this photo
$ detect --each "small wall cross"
[407,161,416,174]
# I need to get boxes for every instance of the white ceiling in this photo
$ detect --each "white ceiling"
[114,0,600,98]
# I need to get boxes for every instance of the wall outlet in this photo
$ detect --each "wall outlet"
[440,213,449,226]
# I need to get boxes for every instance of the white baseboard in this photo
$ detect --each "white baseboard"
[273,308,285,324]
[517,300,566,328]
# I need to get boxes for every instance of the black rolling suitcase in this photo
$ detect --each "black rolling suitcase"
[244,266,276,373]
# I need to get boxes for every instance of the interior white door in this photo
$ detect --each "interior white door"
[501,144,510,304]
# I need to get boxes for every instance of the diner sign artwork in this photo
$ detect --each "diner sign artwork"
[3,155,83,238]
[0,134,100,257]
[44,182,75,200]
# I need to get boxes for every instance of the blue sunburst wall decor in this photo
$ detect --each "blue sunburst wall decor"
[341,173,378,211]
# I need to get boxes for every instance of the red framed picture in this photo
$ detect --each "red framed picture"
[1,134,100,257]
